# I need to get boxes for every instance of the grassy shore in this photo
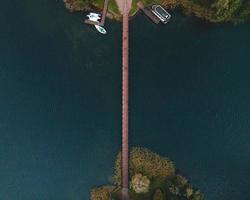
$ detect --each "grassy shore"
[63,0,250,23]
[63,0,121,19]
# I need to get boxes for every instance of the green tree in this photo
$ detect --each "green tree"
[211,0,242,21]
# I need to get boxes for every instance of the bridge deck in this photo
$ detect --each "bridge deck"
[122,0,129,199]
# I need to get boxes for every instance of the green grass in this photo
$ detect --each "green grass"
[129,0,165,16]
[89,0,166,16]
[129,0,140,15]
[108,0,120,16]
[91,0,104,8]
[91,0,120,16]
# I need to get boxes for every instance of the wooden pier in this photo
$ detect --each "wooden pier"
[84,19,100,26]
[100,0,109,25]
[137,1,160,24]
[122,0,129,199]
[84,0,110,26]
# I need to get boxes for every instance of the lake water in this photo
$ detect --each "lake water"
[0,1,249,200]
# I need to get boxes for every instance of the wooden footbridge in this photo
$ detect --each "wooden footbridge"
[84,0,130,196]
[83,0,169,199]
[121,0,130,199]
[84,0,163,199]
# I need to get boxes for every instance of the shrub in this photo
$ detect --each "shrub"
[130,147,175,179]
[113,152,122,185]
[169,185,180,195]
[191,190,205,200]
[186,187,193,198]
[63,0,90,11]
[175,174,188,188]
[91,187,110,200]
[113,147,175,186]
[153,189,165,200]
[131,173,150,193]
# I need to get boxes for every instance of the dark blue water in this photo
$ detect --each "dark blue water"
[0,1,249,200]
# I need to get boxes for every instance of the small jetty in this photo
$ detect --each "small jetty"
[84,19,100,26]
[100,0,109,25]
[84,0,110,26]
[137,1,160,24]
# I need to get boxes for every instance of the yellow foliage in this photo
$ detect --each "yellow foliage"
[113,147,175,185]
[130,147,175,179]
[176,174,188,187]
[91,187,110,200]
[131,173,150,193]
[186,187,193,198]
[113,152,122,185]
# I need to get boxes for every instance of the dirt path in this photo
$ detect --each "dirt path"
[115,0,132,14]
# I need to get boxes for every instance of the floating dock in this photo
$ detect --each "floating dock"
[84,19,100,26]
[137,1,160,24]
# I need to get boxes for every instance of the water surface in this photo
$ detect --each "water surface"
[0,1,249,199]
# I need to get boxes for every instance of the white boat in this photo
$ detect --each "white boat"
[87,12,101,22]
[151,5,171,24]
[94,25,107,34]
[86,12,107,34]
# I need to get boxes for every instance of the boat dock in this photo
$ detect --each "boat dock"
[137,1,160,24]
[100,0,109,25]
[84,19,100,25]
[84,0,110,26]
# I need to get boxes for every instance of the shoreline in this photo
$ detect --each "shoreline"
[63,0,250,23]
[91,147,205,200]
[63,0,174,22]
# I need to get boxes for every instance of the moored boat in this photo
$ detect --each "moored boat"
[151,5,171,24]
[94,25,107,34]
[87,13,101,22]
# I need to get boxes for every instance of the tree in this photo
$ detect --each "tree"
[153,189,165,200]
[211,0,242,21]
[131,173,150,193]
